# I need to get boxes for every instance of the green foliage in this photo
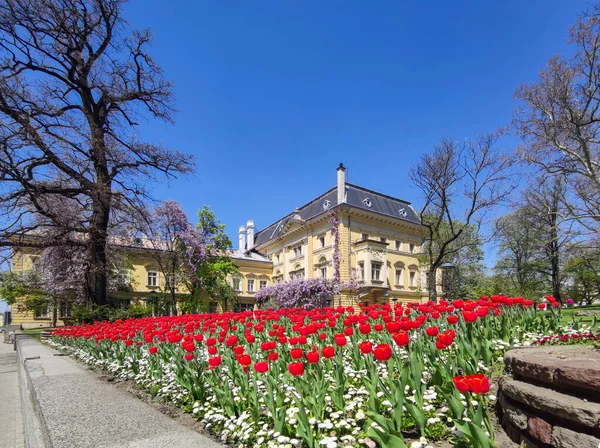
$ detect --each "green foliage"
[564,248,600,305]
[0,270,41,305]
[493,207,551,299]
[178,206,239,313]
[73,302,150,324]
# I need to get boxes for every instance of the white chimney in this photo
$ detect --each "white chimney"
[238,225,246,251]
[337,163,346,204]
[246,219,255,249]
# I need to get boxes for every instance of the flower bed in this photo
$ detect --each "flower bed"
[51,296,567,448]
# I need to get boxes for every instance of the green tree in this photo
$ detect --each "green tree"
[493,207,550,298]
[179,206,238,313]
[564,245,600,305]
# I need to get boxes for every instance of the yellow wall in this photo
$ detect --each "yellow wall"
[8,205,436,328]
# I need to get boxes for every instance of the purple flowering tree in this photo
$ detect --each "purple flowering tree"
[255,278,340,309]
[137,201,193,315]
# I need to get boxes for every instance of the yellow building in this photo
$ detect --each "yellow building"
[241,163,435,308]
[8,164,436,328]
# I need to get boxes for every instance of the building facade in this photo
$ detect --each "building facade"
[9,164,437,328]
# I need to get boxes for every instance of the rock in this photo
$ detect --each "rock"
[499,378,600,429]
[527,416,552,445]
[503,346,600,395]
[574,310,600,317]
[552,425,600,448]
[499,392,528,430]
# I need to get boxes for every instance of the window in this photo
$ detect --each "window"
[208,302,218,313]
[259,280,267,290]
[232,277,241,291]
[319,235,326,248]
[395,268,404,286]
[320,267,327,278]
[35,305,49,318]
[247,279,255,292]
[275,253,280,263]
[409,243,416,254]
[147,271,158,287]
[371,262,382,281]
[395,240,402,251]
[293,245,302,258]
[409,271,416,287]
[358,263,365,281]
[362,233,369,241]
[60,302,73,318]
[276,277,283,284]
[234,303,254,312]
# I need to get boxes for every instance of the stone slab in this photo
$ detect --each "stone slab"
[552,425,600,448]
[17,337,223,448]
[499,377,600,429]
[504,346,600,394]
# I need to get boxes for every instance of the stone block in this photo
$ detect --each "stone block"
[499,392,528,430]
[552,425,600,448]
[499,378,600,429]
[503,346,600,394]
[527,416,552,445]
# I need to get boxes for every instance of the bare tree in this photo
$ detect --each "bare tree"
[0,0,194,305]
[410,134,515,302]
[523,175,577,302]
[134,201,191,315]
[515,6,600,231]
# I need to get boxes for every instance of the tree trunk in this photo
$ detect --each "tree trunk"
[428,266,438,303]
[549,205,562,303]
[87,188,111,306]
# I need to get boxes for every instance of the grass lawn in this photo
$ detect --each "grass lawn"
[22,328,51,342]
[560,304,600,328]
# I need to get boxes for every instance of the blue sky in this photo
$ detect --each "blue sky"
[122,0,588,251]
[1,1,591,312]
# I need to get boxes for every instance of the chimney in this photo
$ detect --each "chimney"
[238,225,246,251]
[246,219,255,249]
[337,163,346,204]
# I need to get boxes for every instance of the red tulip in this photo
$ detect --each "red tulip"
[425,327,439,337]
[254,361,269,373]
[373,344,392,362]
[208,356,222,367]
[321,346,335,358]
[393,331,409,347]
[447,315,459,325]
[359,323,371,335]
[306,351,320,364]
[288,362,304,376]
[267,352,279,361]
[452,376,470,393]
[185,353,194,361]
[290,348,303,360]
[359,341,373,354]
[149,346,158,355]
[334,335,347,346]
[466,374,490,394]
[238,354,252,367]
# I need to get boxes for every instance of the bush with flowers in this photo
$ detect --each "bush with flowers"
[50,295,577,448]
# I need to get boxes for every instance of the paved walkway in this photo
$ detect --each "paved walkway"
[0,340,25,448]
[18,337,223,448]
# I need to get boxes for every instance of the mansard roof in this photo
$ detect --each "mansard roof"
[253,183,420,247]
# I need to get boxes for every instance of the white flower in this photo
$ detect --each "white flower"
[410,443,422,448]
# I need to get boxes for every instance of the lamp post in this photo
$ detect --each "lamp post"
[440,262,461,299]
